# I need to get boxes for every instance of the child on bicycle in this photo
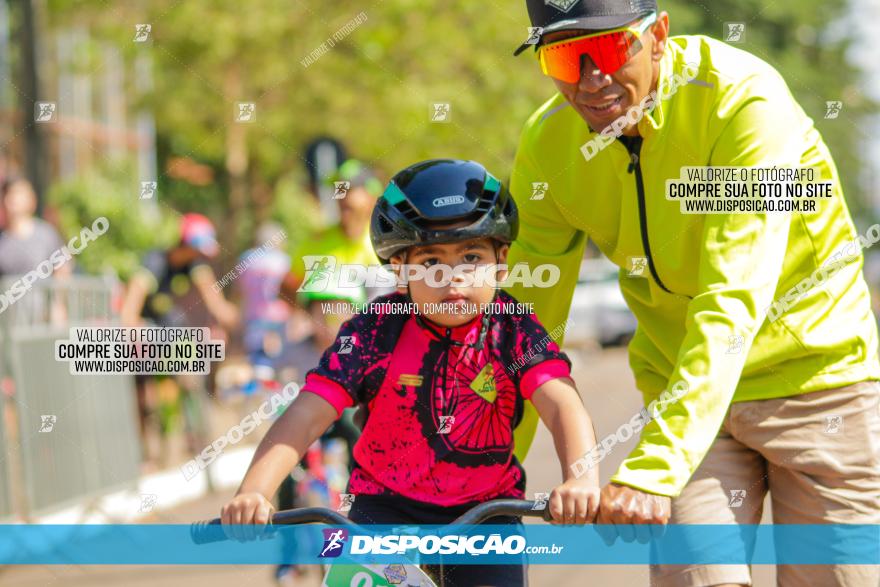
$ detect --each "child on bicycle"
[222,159,600,587]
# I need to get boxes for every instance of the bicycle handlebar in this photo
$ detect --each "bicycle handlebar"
[191,499,553,545]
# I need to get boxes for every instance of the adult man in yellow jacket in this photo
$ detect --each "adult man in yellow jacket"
[506,1,880,585]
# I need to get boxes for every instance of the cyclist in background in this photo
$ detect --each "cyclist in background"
[121,213,239,465]
[272,160,381,585]
[236,221,291,388]
[280,158,385,307]
[281,157,384,463]
[222,159,601,587]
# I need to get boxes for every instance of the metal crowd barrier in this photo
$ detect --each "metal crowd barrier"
[0,275,142,519]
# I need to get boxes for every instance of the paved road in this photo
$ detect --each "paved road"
[0,347,776,587]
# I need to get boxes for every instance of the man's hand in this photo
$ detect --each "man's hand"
[547,478,600,525]
[596,483,671,544]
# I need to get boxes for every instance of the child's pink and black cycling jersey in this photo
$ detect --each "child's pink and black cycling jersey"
[301,290,572,506]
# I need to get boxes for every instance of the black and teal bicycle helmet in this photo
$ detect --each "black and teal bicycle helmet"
[370,159,519,263]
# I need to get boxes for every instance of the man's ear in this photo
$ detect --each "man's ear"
[651,12,669,62]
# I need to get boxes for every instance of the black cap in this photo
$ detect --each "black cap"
[513,0,657,56]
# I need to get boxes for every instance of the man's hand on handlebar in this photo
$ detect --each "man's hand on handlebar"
[595,482,671,544]
[547,478,600,525]
[220,492,275,542]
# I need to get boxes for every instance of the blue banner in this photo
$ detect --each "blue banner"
[0,524,877,565]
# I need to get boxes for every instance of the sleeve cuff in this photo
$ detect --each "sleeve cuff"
[302,373,355,417]
[519,358,571,399]
[610,455,688,498]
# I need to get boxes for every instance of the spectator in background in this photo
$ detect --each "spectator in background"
[0,176,71,324]
[0,176,69,278]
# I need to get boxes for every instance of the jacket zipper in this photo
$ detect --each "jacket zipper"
[622,136,674,294]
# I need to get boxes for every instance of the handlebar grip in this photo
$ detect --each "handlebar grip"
[191,500,554,545]
[190,519,226,545]
[190,507,356,545]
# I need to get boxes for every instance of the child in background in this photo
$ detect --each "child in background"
[222,159,600,587]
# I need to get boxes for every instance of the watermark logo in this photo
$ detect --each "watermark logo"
[39,415,57,433]
[298,257,561,291]
[507,318,572,376]
[140,181,157,200]
[438,415,455,434]
[525,27,543,45]
[333,181,350,199]
[571,381,688,476]
[212,228,287,293]
[181,383,299,480]
[299,256,335,292]
[824,414,843,434]
[338,493,355,513]
[532,492,550,510]
[134,24,151,42]
[35,102,56,123]
[726,335,744,354]
[56,326,224,375]
[728,489,746,508]
[235,102,255,122]
[384,564,408,584]
[581,62,698,161]
[724,23,746,43]
[319,528,348,558]
[628,256,647,277]
[431,102,451,122]
[824,101,843,119]
[138,494,157,513]
[530,182,548,201]
[337,335,356,354]
[301,12,367,68]
[350,533,529,556]
[766,223,880,322]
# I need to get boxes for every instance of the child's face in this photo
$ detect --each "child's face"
[392,237,509,327]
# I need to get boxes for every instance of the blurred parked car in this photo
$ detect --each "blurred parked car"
[566,257,637,347]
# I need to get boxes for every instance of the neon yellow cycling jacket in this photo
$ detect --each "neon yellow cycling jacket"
[505,35,880,497]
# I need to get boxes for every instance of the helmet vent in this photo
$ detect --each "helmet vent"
[395,200,422,222]
[378,215,394,234]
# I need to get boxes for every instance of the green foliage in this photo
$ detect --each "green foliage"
[269,173,323,255]
[41,0,877,265]
[48,163,176,280]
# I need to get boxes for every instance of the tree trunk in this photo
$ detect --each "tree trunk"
[223,64,248,268]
